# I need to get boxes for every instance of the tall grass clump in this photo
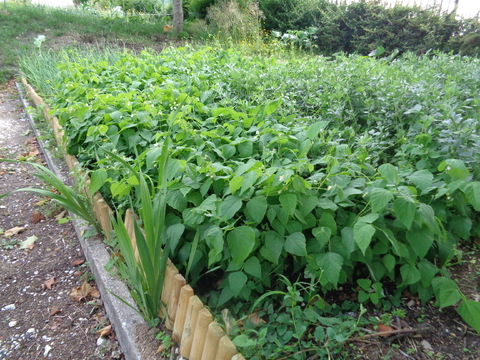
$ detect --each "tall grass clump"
[107,103,185,325]
[0,160,101,234]
[206,0,264,44]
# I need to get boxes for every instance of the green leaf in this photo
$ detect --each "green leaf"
[438,159,469,181]
[358,213,379,224]
[244,256,262,278]
[406,227,433,259]
[432,277,461,309]
[229,176,244,195]
[379,164,399,185]
[279,193,297,217]
[246,196,267,223]
[227,226,256,264]
[312,226,331,249]
[417,259,438,288]
[89,169,107,195]
[353,222,376,255]
[382,254,396,272]
[229,271,248,297]
[458,300,480,334]
[462,182,480,211]
[316,252,343,286]
[400,264,421,286]
[407,170,433,190]
[306,121,329,140]
[264,231,284,264]
[265,98,282,116]
[166,190,187,212]
[205,226,224,267]
[233,334,257,348]
[357,279,371,291]
[166,223,184,253]
[218,196,242,221]
[370,188,393,213]
[393,198,416,230]
[285,232,307,256]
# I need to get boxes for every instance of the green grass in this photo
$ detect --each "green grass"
[0,1,169,82]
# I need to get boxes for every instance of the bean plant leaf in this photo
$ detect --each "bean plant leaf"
[462,182,480,211]
[353,222,376,255]
[432,277,461,309]
[244,256,262,278]
[316,252,343,286]
[457,300,480,334]
[279,194,297,217]
[229,176,244,195]
[166,223,185,253]
[285,232,306,256]
[438,159,469,181]
[406,227,433,259]
[370,188,393,213]
[379,164,399,185]
[89,169,107,195]
[263,231,284,264]
[218,196,242,221]
[246,196,267,223]
[229,271,248,297]
[400,264,421,286]
[227,226,256,264]
[407,170,433,190]
[393,198,416,229]
[306,121,329,140]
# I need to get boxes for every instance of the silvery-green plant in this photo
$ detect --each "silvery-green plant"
[33,35,46,49]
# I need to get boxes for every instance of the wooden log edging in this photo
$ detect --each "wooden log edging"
[21,78,244,360]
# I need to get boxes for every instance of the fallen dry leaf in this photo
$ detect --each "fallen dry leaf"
[54,210,66,221]
[248,311,266,326]
[377,324,393,337]
[49,307,61,316]
[72,259,85,266]
[44,277,56,290]
[90,289,101,299]
[70,281,99,301]
[155,344,166,355]
[5,226,26,237]
[31,210,45,223]
[97,325,112,337]
[20,235,37,250]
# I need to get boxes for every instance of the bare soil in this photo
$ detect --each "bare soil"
[0,81,122,360]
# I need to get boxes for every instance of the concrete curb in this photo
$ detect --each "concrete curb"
[15,81,147,360]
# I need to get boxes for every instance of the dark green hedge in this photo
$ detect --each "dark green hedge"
[259,0,480,55]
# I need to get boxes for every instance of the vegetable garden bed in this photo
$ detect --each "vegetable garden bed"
[20,46,480,359]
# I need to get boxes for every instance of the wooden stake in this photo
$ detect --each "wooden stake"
[180,296,203,358]
[215,335,237,360]
[188,308,213,360]
[165,274,186,330]
[124,209,139,262]
[96,197,111,239]
[172,285,194,343]
[201,322,224,360]
[159,263,179,318]
[231,355,246,360]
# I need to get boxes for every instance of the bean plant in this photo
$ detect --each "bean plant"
[21,46,480,356]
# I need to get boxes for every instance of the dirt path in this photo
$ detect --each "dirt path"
[0,81,122,360]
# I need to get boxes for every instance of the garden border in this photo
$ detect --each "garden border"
[18,78,245,360]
